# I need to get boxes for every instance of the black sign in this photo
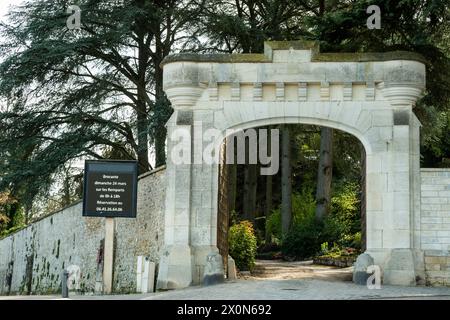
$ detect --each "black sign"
[82,160,138,218]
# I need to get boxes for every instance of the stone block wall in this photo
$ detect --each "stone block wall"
[0,167,165,295]
[421,168,450,286]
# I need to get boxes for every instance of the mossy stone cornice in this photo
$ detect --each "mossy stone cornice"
[161,40,426,66]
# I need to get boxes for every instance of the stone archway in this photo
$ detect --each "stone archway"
[156,41,426,289]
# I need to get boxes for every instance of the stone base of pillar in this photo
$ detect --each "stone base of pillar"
[156,245,193,290]
[412,249,426,285]
[203,252,225,286]
[191,245,224,285]
[383,248,417,286]
[364,248,390,268]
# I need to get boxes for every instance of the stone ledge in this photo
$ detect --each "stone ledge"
[421,168,450,172]
[424,250,450,257]
[161,40,426,66]
[138,165,166,180]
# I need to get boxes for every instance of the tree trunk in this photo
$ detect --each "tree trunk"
[136,31,150,174]
[243,164,257,222]
[62,169,71,206]
[265,173,273,242]
[315,127,333,222]
[228,162,237,214]
[154,63,169,168]
[265,128,273,242]
[281,125,292,235]
[360,145,367,251]
[217,141,229,275]
[319,0,325,15]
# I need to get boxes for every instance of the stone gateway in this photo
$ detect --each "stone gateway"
[156,40,428,289]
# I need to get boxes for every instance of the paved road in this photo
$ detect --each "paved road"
[143,278,450,300]
[2,278,450,300]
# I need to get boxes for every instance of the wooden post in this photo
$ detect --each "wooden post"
[103,217,115,294]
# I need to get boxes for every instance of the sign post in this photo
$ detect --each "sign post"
[103,217,115,294]
[82,160,138,294]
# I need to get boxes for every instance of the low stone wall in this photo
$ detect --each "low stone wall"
[421,168,450,286]
[0,167,166,295]
[313,256,356,268]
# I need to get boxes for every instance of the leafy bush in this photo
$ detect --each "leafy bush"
[330,181,360,235]
[281,216,323,260]
[265,188,316,241]
[265,210,281,241]
[266,182,362,260]
[339,232,362,249]
[318,241,359,259]
[322,181,361,248]
[229,220,257,271]
[279,182,362,259]
[322,214,346,244]
[291,187,316,226]
[320,241,330,255]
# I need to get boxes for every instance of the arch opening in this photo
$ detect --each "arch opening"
[215,121,367,281]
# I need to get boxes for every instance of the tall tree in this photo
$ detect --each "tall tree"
[310,0,450,138]
[314,0,335,222]
[200,0,313,224]
[315,127,334,221]
[0,0,202,219]
[265,127,274,242]
[281,125,292,235]
[200,0,314,53]
[243,156,257,221]
[310,0,450,230]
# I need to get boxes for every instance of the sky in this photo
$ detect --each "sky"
[0,0,23,23]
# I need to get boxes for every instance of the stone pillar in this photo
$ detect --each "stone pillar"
[410,114,425,284]
[156,111,194,289]
[376,83,424,286]
[157,61,224,288]
[383,114,416,285]
[190,110,224,285]
[156,61,205,289]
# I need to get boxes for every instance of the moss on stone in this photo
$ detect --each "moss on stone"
[161,53,270,66]
[161,40,426,66]
[312,51,426,63]
[264,40,319,51]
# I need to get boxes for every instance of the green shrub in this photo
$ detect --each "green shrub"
[265,210,282,241]
[267,182,362,260]
[339,232,362,249]
[229,220,257,271]
[265,188,316,242]
[322,214,346,244]
[330,181,360,235]
[323,182,362,250]
[291,187,316,226]
[320,242,329,255]
[281,216,323,260]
